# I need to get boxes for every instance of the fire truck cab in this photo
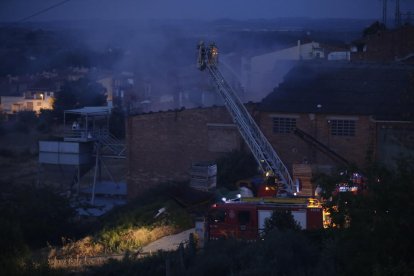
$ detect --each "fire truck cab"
[208,198,324,240]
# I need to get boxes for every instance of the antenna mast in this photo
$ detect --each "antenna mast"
[395,0,401,27]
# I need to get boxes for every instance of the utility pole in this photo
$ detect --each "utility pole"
[383,0,388,27]
[395,0,401,27]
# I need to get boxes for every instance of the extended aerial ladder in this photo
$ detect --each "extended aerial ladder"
[197,41,297,196]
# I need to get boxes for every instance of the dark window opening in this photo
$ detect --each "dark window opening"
[272,117,296,134]
[331,120,356,137]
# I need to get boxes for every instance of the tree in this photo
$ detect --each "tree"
[37,109,55,133]
[363,21,387,37]
[0,218,30,275]
[0,185,76,246]
[314,159,414,274]
[264,209,301,235]
[53,78,107,118]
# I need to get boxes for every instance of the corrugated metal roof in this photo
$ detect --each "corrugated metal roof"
[64,106,111,116]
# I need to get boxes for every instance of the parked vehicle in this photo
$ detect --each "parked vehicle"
[207,197,325,240]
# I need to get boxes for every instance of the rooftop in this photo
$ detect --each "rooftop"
[64,106,111,116]
[259,61,414,121]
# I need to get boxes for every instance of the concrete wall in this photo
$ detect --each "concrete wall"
[126,106,245,198]
[243,42,323,102]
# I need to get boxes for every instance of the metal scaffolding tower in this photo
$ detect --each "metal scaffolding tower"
[39,106,126,207]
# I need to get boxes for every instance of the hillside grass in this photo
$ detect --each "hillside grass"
[51,188,194,259]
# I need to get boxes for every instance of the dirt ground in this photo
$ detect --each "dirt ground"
[0,131,45,187]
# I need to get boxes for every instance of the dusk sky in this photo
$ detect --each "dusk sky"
[1,0,414,22]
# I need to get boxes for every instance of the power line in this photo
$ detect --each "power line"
[16,0,73,23]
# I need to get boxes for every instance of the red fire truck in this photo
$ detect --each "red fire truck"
[207,198,325,240]
[197,43,327,241]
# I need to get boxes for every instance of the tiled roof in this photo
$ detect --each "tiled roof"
[259,61,414,120]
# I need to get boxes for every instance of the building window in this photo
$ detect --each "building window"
[26,102,33,111]
[330,120,356,137]
[272,117,296,133]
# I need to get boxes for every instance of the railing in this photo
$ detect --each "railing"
[64,128,109,142]
[99,131,126,157]
[63,127,126,157]
[99,130,126,157]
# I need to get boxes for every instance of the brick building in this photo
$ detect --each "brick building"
[351,25,414,63]
[126,62,414,198]
[259,62,414,168]
[127,107,247,197]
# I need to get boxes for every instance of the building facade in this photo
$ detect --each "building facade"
[126,106,246,198]
[241,41,324,102]
[126,62,414,198]
[0,91,54,114]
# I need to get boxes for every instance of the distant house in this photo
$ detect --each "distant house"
[95,71,137,110]
[241,41,325,102]
[0,91,54,114]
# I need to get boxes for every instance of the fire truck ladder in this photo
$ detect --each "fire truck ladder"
[198,42,295,195]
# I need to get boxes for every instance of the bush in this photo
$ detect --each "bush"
[38,109,56,132]
[36,121,49,133]
[0,112,6,123]
[17,111,37,124]
[13,121,30,133]
[0,185,76,247]
[0,218,30,275]
[0,123,5,136]
[91,250,168,276]
[0,148,15,157]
